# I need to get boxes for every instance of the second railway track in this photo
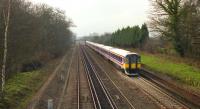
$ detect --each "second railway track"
[81,46,116,109]
[131,77,189,109]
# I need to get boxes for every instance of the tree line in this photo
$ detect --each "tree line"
[84,24,149,49]
[0,0,74,87]
[111,24,149,48]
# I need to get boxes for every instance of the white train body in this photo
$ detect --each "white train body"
[86,41,141,75]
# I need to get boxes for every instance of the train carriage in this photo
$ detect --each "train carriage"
[86,41,141,76]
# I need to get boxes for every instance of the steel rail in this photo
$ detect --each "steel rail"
[77,46,80,109]
[80,47,100,109]
[84,48,117,109]
[139,77,188,109]
[140,69,200,108]
[81,46,115,109]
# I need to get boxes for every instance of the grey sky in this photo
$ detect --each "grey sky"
[32,0,150,37]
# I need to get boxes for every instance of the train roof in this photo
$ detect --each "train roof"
[86,41,138,57]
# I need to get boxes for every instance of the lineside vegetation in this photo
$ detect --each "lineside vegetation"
[0,0,74,85]
[0,0,75,108]
[141,52,200,88]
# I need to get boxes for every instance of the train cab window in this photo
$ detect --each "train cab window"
[126,55,140,63]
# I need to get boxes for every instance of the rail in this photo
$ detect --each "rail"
[81,46,116,109]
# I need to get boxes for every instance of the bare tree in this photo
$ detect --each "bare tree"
[1,0,11,95]
[149,0,187,56]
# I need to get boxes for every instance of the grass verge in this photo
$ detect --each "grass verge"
[1,70,47,109]
[141,53,200,89]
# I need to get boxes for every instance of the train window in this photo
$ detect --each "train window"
[132,56,137,63]
[111,54,122,63]
[119,57,122,62]
[126,55,140,63]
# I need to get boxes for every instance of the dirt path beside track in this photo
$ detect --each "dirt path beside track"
[26,47,75,109]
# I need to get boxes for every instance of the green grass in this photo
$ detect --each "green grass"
[1,71,46,109]
[141,53,200,88]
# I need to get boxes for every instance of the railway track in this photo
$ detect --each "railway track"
[57,45,95,109]
[84,44,192,109]
[140,69,200,109]
[77,47,80,109]
[84,45,159,109]
[131,77,189,109]
[83,46,137,109]
[81,46,116,109]
[78,44,94,109]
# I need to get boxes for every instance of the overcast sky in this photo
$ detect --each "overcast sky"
[31,0,150,37]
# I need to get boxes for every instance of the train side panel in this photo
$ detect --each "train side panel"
[86,42,124,69]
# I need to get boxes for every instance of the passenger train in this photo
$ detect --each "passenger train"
[86,41,141,76]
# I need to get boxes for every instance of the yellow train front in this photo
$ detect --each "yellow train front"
[123,54,141,76]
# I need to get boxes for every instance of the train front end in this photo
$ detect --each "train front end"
[123,54,141,76]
